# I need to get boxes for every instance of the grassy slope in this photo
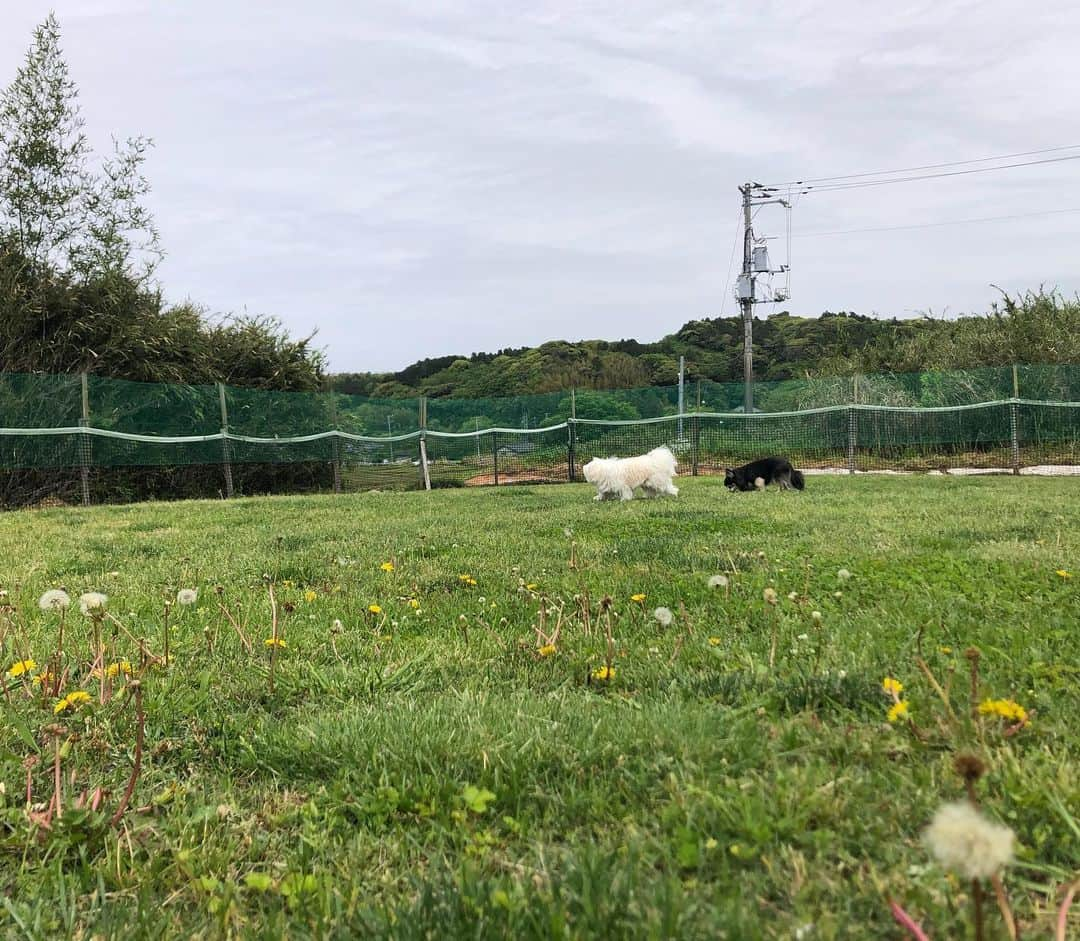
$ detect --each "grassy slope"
[1,477,1078,939]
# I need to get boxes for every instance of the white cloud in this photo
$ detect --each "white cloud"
[3,0,1078,370]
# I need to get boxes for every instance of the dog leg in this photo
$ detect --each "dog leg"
[618,484,634,501]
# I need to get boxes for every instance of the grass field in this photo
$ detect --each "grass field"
[1,477,1078,939]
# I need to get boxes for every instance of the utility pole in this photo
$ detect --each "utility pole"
[736,182,791,414]
[739,185,755,413]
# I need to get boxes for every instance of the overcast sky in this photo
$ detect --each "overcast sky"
[5,2,1079,372]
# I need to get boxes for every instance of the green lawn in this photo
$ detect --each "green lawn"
[1,477,1077,939]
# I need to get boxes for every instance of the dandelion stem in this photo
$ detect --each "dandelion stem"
[53,738,63,821]
[966,647,982,720]
[768,610,778,669]
[1057,880,1078,941]
[110,683,144,827]
[915,656,959,724]
[991,873,1018,941]
[268,583,279,695]
[217,601,253,654]
[604,607,614,677]
[888,899,931,941]
[162,602,170,668]
[972,878,986,941]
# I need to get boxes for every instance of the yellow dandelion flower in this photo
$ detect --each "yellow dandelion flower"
[282,580,295,589]
[1056,569,1070,579]
[977,698,1028,723]
[939,646,953,655]
[882,677,904,697]
[32,670,55,687]
[707,637,721,647]
[368,604,383,615]
[591,665,616,681]
[106,660,133,678]
[303,589,318,603]
[538,644,557,658]
[54,690,92,714]
[264,637,287,649]
[458,574,477,586]
[380,562,395,572]
[630,593,646,603]
[887,700,910,723]
[6,658,37,678]
[408,598,420,609]
[526,583,538,591]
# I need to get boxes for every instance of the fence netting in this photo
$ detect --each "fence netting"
[1,369,1079,505]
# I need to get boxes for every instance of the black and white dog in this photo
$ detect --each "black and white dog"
[724,457,805,492]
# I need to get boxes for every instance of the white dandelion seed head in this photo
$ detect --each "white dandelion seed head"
[811,611,823,623]
[38,589,71,612]
[176,588,198,606]
[653,606,674,627]
[763,587,779,606]
[708,574,729,589]
[78,592,108,615]
[924,801,1014,880]
[837,569,852,581]
[833,591,843,599]
[331,619,343,632]
[796,633,809,641]
[788,591,799,601]
[563,527,573,538]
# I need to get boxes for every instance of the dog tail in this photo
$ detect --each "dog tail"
[791,469,805,491]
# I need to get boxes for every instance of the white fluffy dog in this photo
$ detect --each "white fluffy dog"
[582,446,679,501]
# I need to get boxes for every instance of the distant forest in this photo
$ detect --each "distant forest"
[330,290,1080,400]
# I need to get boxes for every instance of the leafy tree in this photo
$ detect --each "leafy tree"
[0,13,88,270]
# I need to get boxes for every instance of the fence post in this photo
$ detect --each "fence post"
[1012,363,1020,399]
[492,431,499,487]
[418,397,431,491]
[217,382,234,498]
[1010,400,1021,476]
[847,406,857,474]
[329,392,342,494]
[567,390,577,482]
[78,372,91,507]
[691,414,700,477]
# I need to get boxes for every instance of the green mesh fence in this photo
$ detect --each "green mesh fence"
[1,370,1079,505]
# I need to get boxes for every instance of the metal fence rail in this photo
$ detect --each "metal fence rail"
[3,399,1078,505]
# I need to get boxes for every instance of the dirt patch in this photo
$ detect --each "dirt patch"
[464,472,564,487]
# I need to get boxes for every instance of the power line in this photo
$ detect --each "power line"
[793,206,1080,238]
[765,143,1080,187]
[793,153,1080,194]
[718,208,742,318]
